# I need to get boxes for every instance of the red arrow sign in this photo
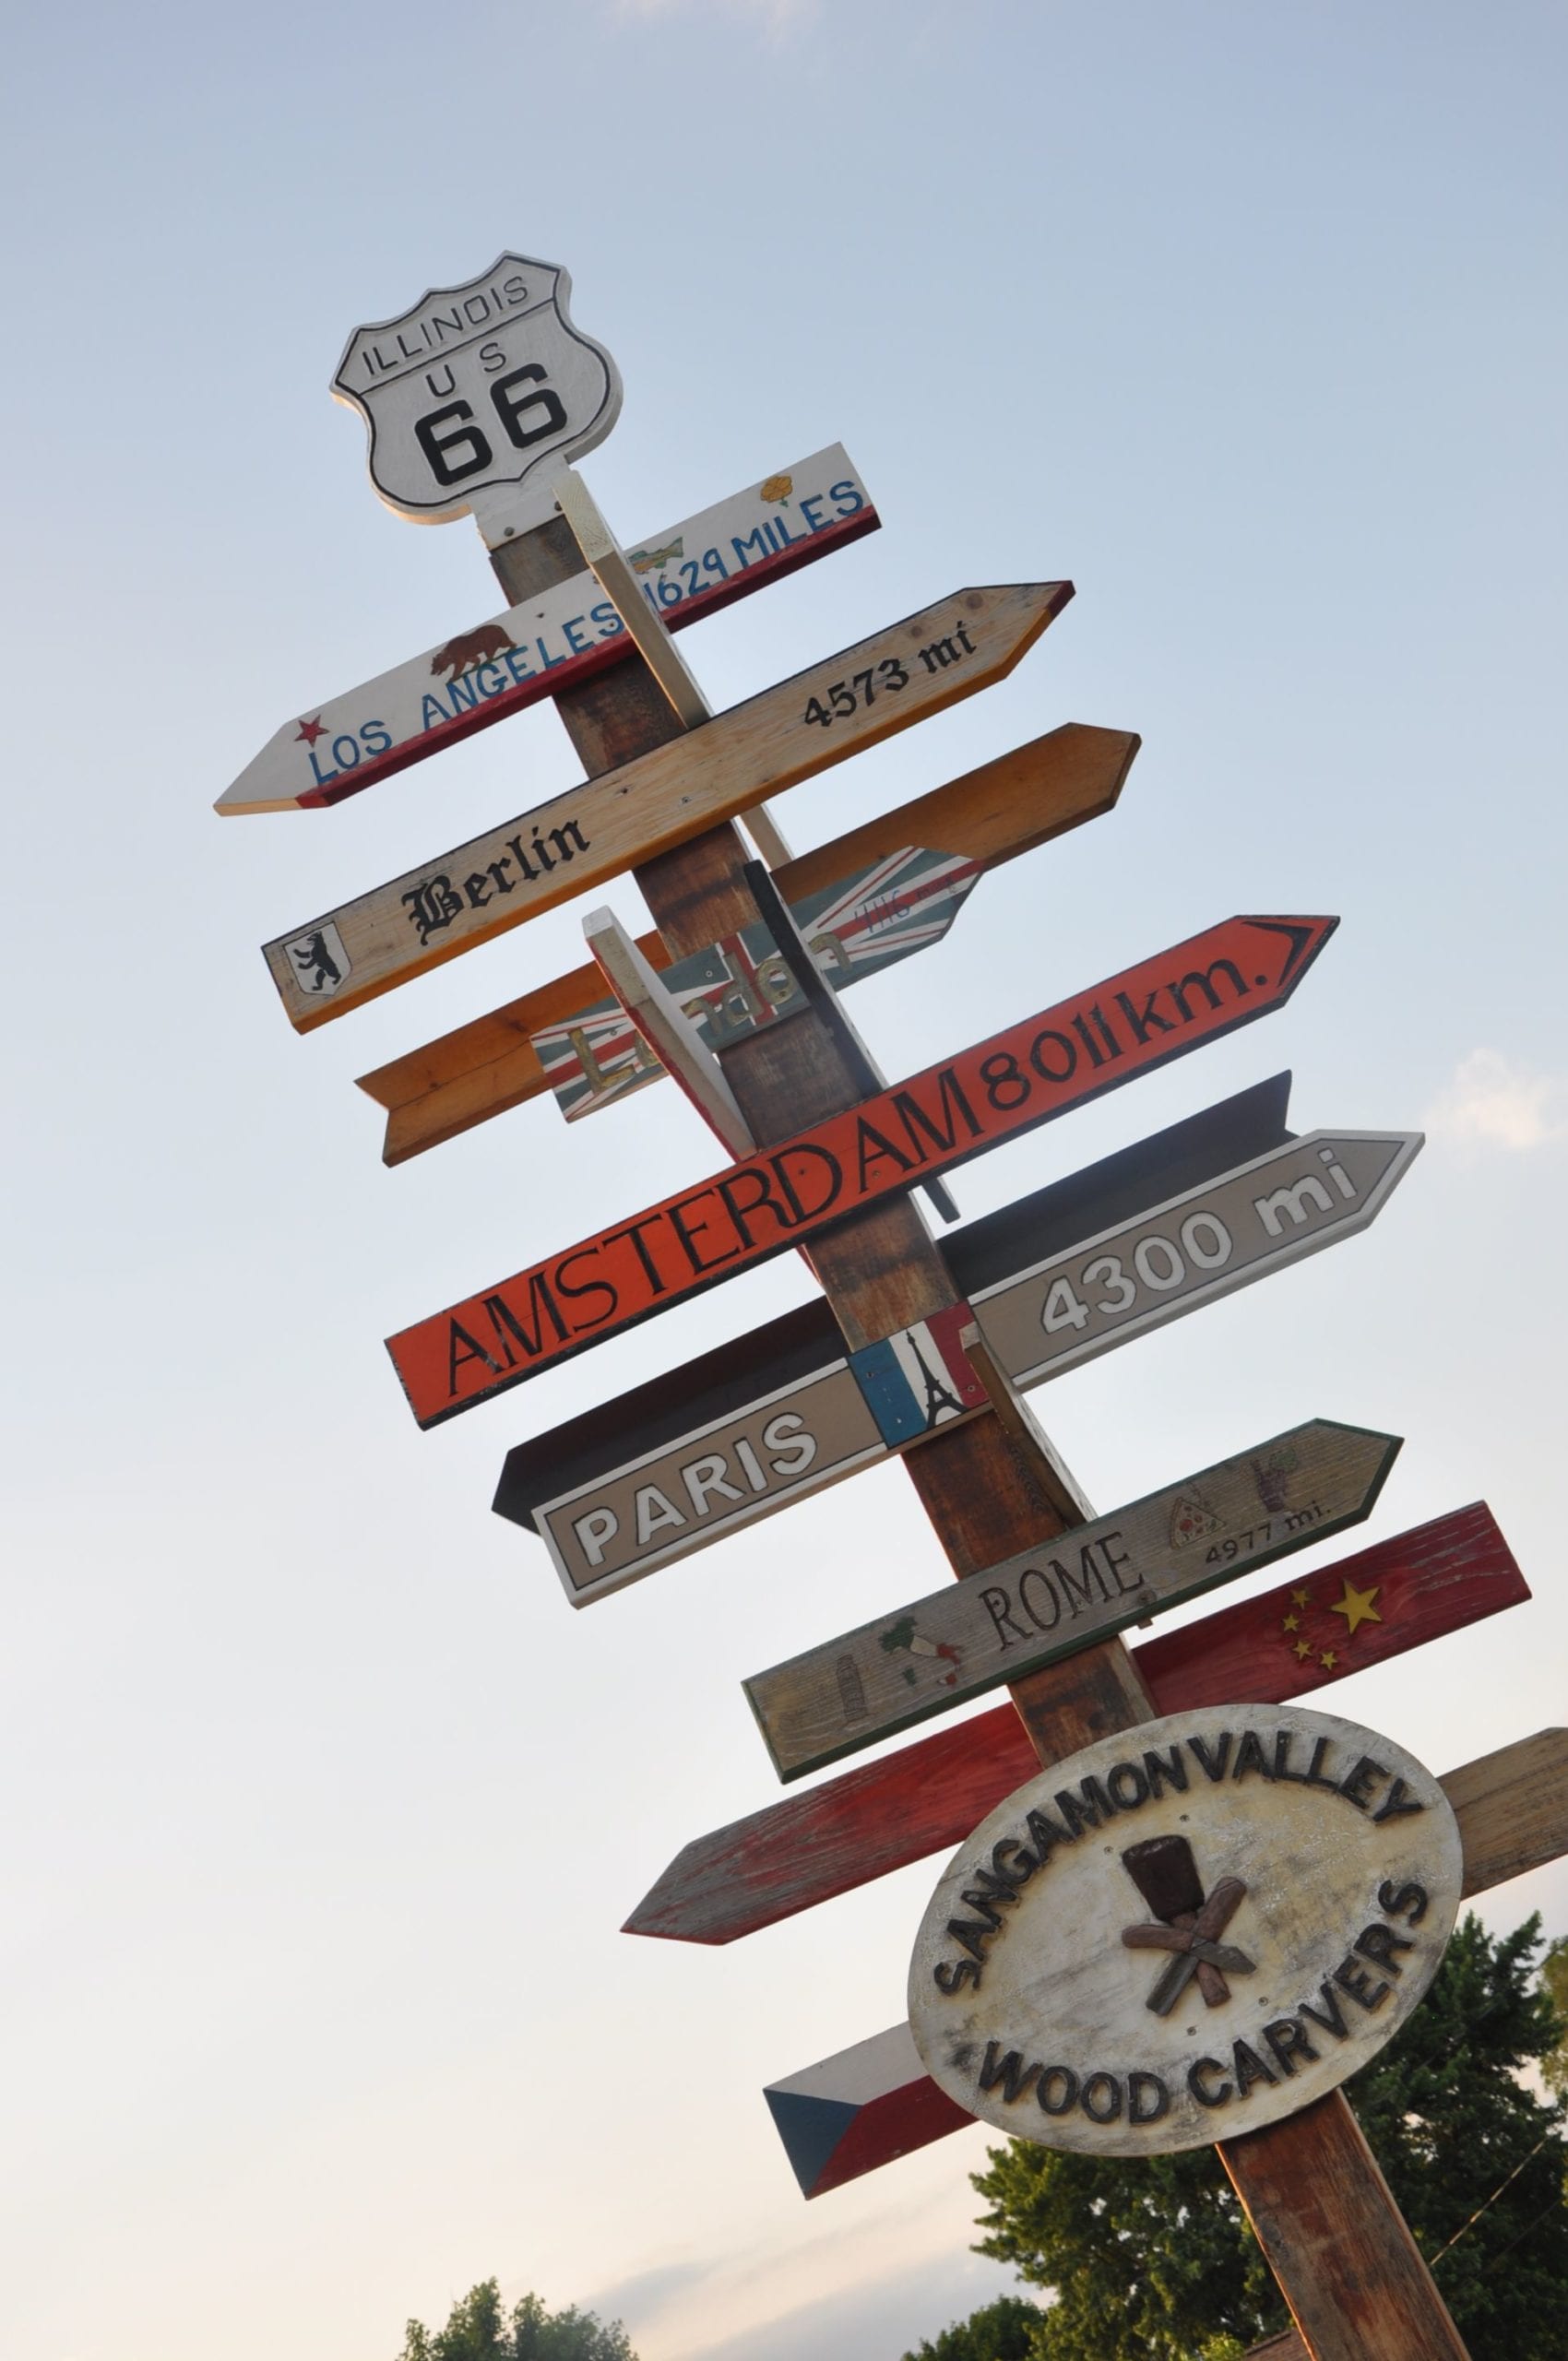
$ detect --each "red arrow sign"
[386,914,1336,1427]
[624,1503,1526,1946]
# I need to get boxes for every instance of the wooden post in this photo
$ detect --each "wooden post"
[487,515,1468,2361]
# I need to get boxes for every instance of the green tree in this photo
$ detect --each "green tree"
[398,2278,635,2361]
[903,2293,1042,2359]
[1540,1933,1568,2097]
[951,1914,1568,2361]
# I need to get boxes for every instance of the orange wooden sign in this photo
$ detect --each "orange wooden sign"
[385,914,1336,1428]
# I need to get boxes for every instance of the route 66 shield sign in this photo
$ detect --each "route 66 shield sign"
[331,254,622,529]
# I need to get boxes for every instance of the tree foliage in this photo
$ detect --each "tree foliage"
[903,2294,1043,2359]
[398,2278,635,2361]
[949,1914,1567,2361]
[1540,1933,1568,2097]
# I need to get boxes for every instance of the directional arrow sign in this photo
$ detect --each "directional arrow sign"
[744,1421,1400,1782]
[386,915,1336,1426]
[764,1718,1566,2199]
[218,447,878,815]
[356,722,1141,1166]
[494,1075,1296,1593]
[536,847,983,1122]
[624,1501,1527,1945]
[264,582,1071,1030]
[497,1100,1420,1606]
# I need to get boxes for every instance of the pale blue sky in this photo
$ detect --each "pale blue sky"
[1,6,1564,2358]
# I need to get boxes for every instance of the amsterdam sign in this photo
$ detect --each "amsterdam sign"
[385,917,1337,1426]
[499,1110,1419,1603]
[264,583,1071,1030]
[744,1421,1400,1781]
[907,1703,1462,2156]
[331,254,622,528]
[218,447,877,814]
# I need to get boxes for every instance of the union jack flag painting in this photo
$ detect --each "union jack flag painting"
[532,846,980,1123]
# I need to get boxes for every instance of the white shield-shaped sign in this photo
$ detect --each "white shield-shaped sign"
[332,255,622,528]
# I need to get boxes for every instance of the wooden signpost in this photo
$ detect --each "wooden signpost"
[743,1422,1400,1781]
[235,252,1550,2360]
[495,1100,1418,1600]
[385,915,1337,1426]
[625,1502,1530,1945]
[263,582,1072,1029]
[218,446,878,813]
[355,721,1140,1165]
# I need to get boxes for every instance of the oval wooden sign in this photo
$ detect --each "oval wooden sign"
[908,1703,1461,2156]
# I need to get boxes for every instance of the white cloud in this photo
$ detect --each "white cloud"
[1424,1050,1568,1152]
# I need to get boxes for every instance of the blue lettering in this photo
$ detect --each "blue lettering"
[307,749,339,788]
[562,614,593,655]
[361,719,392,753]
[473,662,505,697]
[768,514,802,549]
[731,526,770,567]
[504,647,535,685]
[830,479,865,516]
[421,692,451,730]
[534,636,568,672]
[330,733,361,770]
[799,493,826,531]
[447,673,480,714]
[589,599,624,638]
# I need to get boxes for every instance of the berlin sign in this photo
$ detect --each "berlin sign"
[744,1420,1401,1782]
[331,254,622,528]
[386,916,1337,1427]
[264,583,1071,1031]
[907,1703,1462,2156]
[356,721,1140,1166]
[217,448,877,815]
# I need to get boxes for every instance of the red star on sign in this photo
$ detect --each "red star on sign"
[294,715,327,746]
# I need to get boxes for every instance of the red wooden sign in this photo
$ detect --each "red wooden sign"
[386,913,1336,1427]
[624,1503,1526,1945]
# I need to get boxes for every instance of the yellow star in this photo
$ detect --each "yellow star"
[1293,1638,1313,1659]
[1330,1580,1383,1638]
[1291,1588,1310,1608]
[1320,1648,1338,1669]
[1282,1612,1301,1631]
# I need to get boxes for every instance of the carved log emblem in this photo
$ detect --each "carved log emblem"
[1120,1834,1255,2013]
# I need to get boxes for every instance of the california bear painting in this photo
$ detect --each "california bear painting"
[430,623,517,681]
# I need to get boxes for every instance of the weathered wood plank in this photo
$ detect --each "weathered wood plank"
[626,1504,1527,1942]
[583,905,753,1156]
[356,722,1140,1163]
[760,1726,1564,2205]
[744,1422,1400,1781]
[1442,1726,1568,1897]
[264,582,1071,1030]
[386,915,1336,1426]
[1221,2092,1468,2361]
